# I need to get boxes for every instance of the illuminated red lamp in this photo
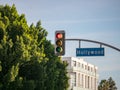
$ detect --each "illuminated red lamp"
[56,33,63,39]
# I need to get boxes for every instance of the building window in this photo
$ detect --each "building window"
[91,77,93,89]
[94,78,96,90]
[81,74,84,88]
[95,68,97,73]
[85,65,87,70]
[85,75,87,88]
[88,66,90,71]
[78,73,80,87]
[71,72,76,87]
[88,76,90,89]
[78,62,80,67]
[91,67,93,72]
[82,64,84,68]
[73,61,76,67]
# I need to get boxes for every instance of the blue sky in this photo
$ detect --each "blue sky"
[1,0,120,89]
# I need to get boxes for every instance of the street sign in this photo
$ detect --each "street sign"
[76,48,104,56]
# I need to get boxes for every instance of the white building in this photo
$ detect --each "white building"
[62,57,99,90]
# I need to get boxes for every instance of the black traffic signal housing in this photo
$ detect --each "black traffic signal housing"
[55,30,65,56]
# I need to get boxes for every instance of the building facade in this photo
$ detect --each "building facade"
[62,57,99,90]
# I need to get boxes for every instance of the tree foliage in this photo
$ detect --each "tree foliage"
[0,4,69,90]
[98,77,117,90]
[43,40,69,90]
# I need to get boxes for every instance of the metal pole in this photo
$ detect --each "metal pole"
[65,38,120,52]
[100,44,102,48]
[79,40,81,48]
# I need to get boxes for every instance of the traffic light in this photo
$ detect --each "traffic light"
[55,30,65,56]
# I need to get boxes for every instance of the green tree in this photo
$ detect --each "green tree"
[108,77,117,90]
[0,4,69,90]
[98,77,117,90]
[0,4,46,90]
[98,79,109,90]
[43,40,69,90]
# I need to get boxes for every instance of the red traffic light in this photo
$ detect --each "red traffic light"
[56,33,63,39]
[55,30,65,56]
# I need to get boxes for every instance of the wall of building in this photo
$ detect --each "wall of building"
[62,57,99,90]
